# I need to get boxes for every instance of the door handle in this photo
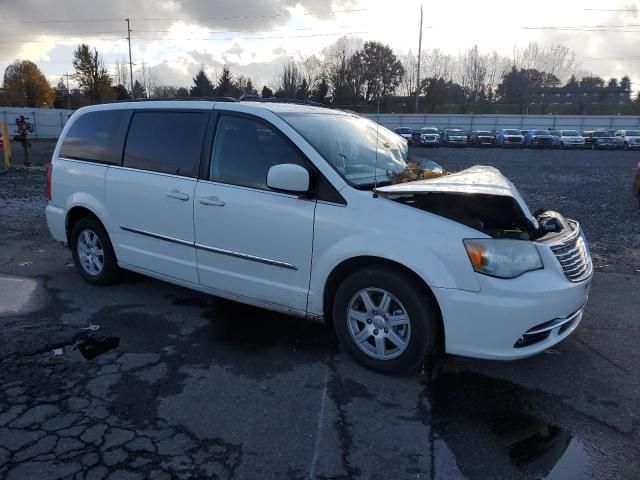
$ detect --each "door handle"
[166,190,190,201]
[199,196,225,207]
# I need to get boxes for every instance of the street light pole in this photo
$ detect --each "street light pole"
[415,4,423,113]
[126,18,135,99]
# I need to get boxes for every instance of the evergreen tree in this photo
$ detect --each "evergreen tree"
[214,66,240,97]
[261,85,273,98]
[190,69,215,97]
[132,80,146,99]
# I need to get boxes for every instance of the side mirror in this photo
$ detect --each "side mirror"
[267,163,310,194]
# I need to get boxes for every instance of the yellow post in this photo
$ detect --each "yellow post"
[0,122,12,169]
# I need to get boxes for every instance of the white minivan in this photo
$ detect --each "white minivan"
[46,101,592,373]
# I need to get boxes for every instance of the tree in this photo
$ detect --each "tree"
[311,78,329,102]
[351,41,405,103]
[457,45,488,112]
[295,78,309,99]
[621,75,631,91]
[3,60,54,107]
[132,80,146,99]
[190,68,215,97]
[72,44,114,104]
[607,78,619,88]
[176,87,189,98]
[112,84,130,101]
[53,78,68,109]
[579,76,605,89]
[278,61,302,98]
[420,77,464,112]
[153,85,178,98]
[214,66,241,98]
[261,85,273,98]
[497,67,559,113]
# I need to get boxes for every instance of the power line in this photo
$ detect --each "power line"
[0,8,368,26]
[131,31,368,41]
[583,8,638,12]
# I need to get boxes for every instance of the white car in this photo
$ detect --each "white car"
[614,129,640,150]
[46,101,592,374]
[558,130,585,149]
[393,127,414,144]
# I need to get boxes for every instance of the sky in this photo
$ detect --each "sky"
[1,0,639,92]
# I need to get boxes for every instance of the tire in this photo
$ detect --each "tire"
[332,266,440,374]
[624,143,629,151]
[70,216,121,286]
[560,142,564,150]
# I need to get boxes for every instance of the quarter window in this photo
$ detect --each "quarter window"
[60,110,127,164]
[123,111,206,177]
[211,115,306,190]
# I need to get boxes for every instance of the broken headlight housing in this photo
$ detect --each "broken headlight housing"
[463,239,543,279]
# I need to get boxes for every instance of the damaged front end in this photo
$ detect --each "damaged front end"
[377,166,570,241]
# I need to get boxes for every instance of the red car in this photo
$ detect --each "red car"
[634,162,640,208]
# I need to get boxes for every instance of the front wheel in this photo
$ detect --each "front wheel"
[71,217,121,285]
[332,267,440,374]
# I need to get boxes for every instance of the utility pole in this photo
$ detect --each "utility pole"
[126,18,135,99]
[64,73,71,110]
[415,4,423,113]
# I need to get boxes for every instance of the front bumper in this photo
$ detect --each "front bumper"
[433,240,592,360]
[420,137,440,145]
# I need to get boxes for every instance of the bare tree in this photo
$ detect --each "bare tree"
[277,61,302,98]
[513,43,580,84]
[114,57,129,91]
[137,62,156,99]
[399,51,418,96]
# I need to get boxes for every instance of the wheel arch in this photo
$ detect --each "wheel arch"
[322,256,444,347]
[65,206,104,245]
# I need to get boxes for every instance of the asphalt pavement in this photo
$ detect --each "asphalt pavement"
[0,143,638,479]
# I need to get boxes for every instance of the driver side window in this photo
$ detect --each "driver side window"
[210,114,306,190]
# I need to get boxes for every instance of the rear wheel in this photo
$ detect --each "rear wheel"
[332,267,440,374]
[70,217,120,285]
[624,142,629,151]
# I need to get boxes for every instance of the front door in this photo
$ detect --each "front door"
[194,113,316,313]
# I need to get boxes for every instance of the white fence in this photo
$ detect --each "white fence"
[0,107,73,139]
[3,107,640,139]
[363,113,640,132]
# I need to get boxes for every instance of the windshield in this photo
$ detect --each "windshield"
[394,128,412,134]
[593,132,610,137]
[282,112,409,187]
[421,128,439,134]
[505,130,521,135]
[533,130,549,135]
[625,130,640,136]
[477,131,492,135]
[561,130,580,136]
[448,130,465,135]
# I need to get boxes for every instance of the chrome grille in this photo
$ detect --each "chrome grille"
[550,231,592,282]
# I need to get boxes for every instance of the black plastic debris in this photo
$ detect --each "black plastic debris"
[76,336,120,360]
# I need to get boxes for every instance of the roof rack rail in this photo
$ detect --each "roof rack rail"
[107,96,239,104]
[241,97,332,109]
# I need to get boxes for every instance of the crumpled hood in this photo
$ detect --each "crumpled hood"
[376,165,538,232]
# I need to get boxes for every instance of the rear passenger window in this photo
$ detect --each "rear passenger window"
[123,111,206,177]
[211,115,306,190]
[60,110,127,164]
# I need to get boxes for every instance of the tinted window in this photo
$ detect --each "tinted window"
[60,110,127,164]
[211,115,306,190]
[123,111,206,177]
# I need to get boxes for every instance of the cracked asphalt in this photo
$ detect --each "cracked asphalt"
[0,143,639,479]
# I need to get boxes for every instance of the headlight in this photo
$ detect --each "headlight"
[463,239,543,278]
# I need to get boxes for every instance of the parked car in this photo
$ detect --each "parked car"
[633,161,640,208]
[614,129,640,150]
[586,131,616,150]
[558,130,585,149]
[496,129,524,148]
[548,129,561,147]
[412,127,441,147]
[46,101,592,374]
[524,130,554,148]
[442,128,469,146]
[394,127,414,144]
[469,130,496,147]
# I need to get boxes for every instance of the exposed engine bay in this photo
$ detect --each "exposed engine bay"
[376,165,575,241]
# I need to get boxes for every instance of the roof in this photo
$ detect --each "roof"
[73,99,347,116]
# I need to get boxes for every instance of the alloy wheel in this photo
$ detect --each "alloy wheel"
[346,288,411,360]
[76,229,105,276]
